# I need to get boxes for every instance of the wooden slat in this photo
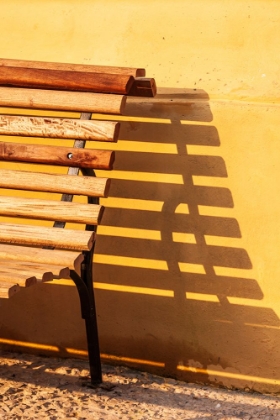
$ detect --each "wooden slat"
[0,196,104,225]
[0,116,120,142]
[0,169,110,197]
[51,266,70,279]
[0,223,95,251]
[0,281,20,298]
[0,244,84,273]
[0,142,114,169]
[0,270,37,287]
[0,87,126,114]
[0,58,146,77]
[0,259,69,280]
[0,67,134,94]
[0,262,53,282]
[128,78,157,97]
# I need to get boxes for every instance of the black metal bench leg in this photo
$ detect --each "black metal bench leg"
[85,314,102,384]
[70,263,102,385]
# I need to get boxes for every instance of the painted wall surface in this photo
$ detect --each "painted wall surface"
[0,0,280,393]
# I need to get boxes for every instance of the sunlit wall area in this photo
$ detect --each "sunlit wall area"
[0,0,280,393]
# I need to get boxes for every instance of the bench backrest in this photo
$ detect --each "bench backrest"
[0,58,156,294]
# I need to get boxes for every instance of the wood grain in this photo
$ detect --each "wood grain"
[0,169,110,197]
[0,142,115,169]
[0,244,83,273]
[0,115,120,142]
[0,66,134,94]
[0,196,104,225]
[0,270,37,287]
[0,58,146,77]
[0,87,126,114]
[0,260,69,280]
[0,223,95,250]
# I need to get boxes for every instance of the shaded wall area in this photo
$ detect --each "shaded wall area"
[0,88,279,393]
[92,90,280,393]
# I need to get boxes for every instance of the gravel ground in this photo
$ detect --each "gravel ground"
[0,351,279,419]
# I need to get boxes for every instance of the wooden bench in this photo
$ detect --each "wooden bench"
[0,58,156,384]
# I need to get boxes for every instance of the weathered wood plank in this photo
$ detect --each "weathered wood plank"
[0,87,126,114]
[0,67,134,94]
[0,271,37,287]
[0,260,69,280]
[0,223,95,251]
[0,282,20,298]
[0,262,53,282]
[50,266,70,279]
[0,116,120,141]
[0,169,110,197]
[0,196,104,225]
[0,58,146,77]
[0,244,83,273]
[0,142,114,169]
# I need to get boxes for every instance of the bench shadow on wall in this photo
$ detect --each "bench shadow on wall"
[0,88,279,393]
[93,88,280,392]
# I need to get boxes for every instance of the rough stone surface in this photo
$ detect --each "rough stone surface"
[0,351,279,419]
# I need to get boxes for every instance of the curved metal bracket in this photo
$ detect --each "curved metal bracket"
[69,269,92,319]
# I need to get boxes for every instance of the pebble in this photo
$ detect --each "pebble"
[0,351,279,419]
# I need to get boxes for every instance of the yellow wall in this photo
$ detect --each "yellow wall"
[0,0,280,393]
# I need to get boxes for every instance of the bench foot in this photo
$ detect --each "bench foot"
[85,316,102,384]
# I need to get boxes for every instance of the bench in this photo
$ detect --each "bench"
[0,58,156,384]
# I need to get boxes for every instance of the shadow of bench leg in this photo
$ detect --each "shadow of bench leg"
[70,259,102,384]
